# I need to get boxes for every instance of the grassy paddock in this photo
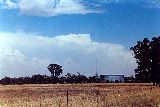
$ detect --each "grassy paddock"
[0,83,159,107]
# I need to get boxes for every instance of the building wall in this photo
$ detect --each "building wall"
[100,75,124,82]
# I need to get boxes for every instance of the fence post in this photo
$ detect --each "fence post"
[67,91,69,106]
[40,94,42,107]
[96,90,99,107]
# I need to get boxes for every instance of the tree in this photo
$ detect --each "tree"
[64,72,88,84]
[47,64,63,77]
[1,77,12,85]
[150,37,160,85]
[131,37,160,85]
[88,75,100,83]
[131,38,151,82]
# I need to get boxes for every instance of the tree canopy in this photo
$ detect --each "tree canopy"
[47,64,63,77]
[131,36,160,85]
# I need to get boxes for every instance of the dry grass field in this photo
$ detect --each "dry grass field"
[0,83,159,107]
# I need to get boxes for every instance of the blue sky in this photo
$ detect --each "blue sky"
[1,0,160,46]
[0,0,160,78]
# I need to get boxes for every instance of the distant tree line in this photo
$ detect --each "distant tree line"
[0,64,103,85]
[0,73,136,85]
[0,73,101,85]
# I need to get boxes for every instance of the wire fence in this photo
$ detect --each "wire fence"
[0,84,157,107]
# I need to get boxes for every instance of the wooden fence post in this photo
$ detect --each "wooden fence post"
[96,90,99,107]
[67,91,69,106]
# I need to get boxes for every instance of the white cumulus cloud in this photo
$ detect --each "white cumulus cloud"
[0,31,136,78]
[0,0,104,16]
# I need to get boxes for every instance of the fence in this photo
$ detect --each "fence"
[0,84,156,107]
[0,89,117,107]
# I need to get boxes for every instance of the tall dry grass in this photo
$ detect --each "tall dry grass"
[0,83,159,107]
